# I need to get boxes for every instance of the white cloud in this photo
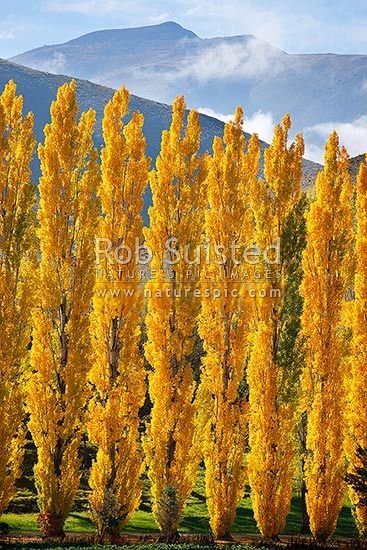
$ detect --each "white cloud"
[177,0,287,46]
[31,52,66,74]
[198,108,232,123]
[42,0,132,15]
[0,31,15,40]
[305,116,367,162]
[243,111,276,143]
[175,0,320,52]
[198,113,367,164]
[147,12,171,24]
[304,143,325,164]
[199,108,367,165]
[199,107,276,143]
[175,37,283,83]
[183,6,200,17]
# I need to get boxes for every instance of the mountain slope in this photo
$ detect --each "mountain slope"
[348,154,365,182]
[0,57,321,191]
[0,56,219,163]
[10,22,204,101]
[11,21,367,136]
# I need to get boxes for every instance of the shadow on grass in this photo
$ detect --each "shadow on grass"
[1,486,357,540]
[191,491,206,504]
[284,494,356,538]
[232,504,258,535]
[181,514,210,534]
[67,513,94,530]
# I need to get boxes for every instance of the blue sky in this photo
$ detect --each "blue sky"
[1,0,367,58]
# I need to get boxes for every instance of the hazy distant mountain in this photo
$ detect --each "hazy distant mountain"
[11,21,367,134]
[348,154,365,181]
[0,57,321,204]
[0,56,224,166]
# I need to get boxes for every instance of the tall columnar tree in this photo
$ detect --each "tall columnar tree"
[27,81,99,537]
[144,96,205,542]
[281,194,309,534]
[197,108,260,539]
[0,80,36,516]
[345,156,367,538]
[301,132,353,542]
[87,87,150,540]
[247,114,305,539]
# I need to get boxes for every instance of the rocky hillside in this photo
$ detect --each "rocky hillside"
[349,154,365,181]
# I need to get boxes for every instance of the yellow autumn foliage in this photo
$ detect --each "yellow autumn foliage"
[27,81,99,536]
[0,76,365,542]
[301,132,353,542]
[345,156,367,538]
[197,108,260,539]
[143,96,206,540]
[247,115,304,539]
[87,87,150,539]
[0,80,35,516]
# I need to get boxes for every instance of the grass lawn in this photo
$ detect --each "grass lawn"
[2,482,356,538]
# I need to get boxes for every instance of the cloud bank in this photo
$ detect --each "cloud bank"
[176,38,283,82]
[305,116,367,163]
[0,31,15,40]
[199,108,276,144]
[30,52,66,74]
[199,109,367,164]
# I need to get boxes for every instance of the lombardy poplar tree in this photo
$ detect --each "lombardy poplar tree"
[197,108,260,539]
[27,81,99,537]
[247,114,304,539]
[144,96,205,542]
[87,87,150,540]
[345,157,367,538]
[0,81,35,516]
[301,132,353,542]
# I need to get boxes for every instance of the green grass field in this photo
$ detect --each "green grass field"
[2,478,356,538]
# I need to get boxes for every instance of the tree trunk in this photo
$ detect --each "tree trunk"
[300,412,311,534]
[98,523,120,545]
[37,512,65,538]
[158,529,180,543]
[301,478,310,534]
[216,531,235,542]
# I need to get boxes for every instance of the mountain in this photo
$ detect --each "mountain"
[0,57,321,196]
[0,57,223,168]
[348,154,365,181]
[11,21,367,138]
[10,22,204,102]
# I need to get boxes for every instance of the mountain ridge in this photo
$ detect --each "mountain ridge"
[65,21,199,44]
[0,57,321,198]
[11,20,367,156]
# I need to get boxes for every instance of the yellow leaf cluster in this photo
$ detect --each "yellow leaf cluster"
[197,108,260,538]
[345,157,367,537]
[143,96,206,538]
[1,77,367,544]
[0,80,35,515]
[87,87,150,538]
[27,81,99,536]
[301,132,353,542]
[247,115,304,539]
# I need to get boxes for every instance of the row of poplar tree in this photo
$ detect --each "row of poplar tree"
[0,78,366,544]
